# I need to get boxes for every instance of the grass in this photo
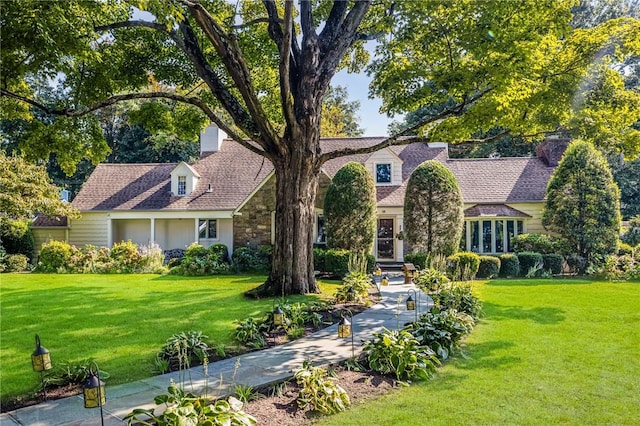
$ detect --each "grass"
[0,273,340,403]
[319,279,640,425]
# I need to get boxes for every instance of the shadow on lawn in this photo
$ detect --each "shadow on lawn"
[456,340,521,371]
[483,302,566,324]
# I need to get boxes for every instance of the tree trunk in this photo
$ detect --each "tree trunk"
[249,135,321,296]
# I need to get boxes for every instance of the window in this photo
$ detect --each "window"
[198,219,217,239]
[316,215,326,244]
[376,163,392,184]
[463,219,525,254]
[177,176,187,195]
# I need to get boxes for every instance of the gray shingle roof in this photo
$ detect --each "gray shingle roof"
[72,138,554,212]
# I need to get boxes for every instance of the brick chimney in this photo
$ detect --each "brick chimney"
[537,135,570,166]
[200,124,227,156]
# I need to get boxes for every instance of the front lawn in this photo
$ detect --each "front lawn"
[319,279,640,425]
[0,274,339,403]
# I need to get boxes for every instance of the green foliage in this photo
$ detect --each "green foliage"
[414,268,450,293]
[512,233,570,255]
[172,243,231,275]
[335,272,371,303]
[324,162,376,253]
[313,247,327,272]
[234,317,267,349]
[232,246,271,273]
[517,252,544,277]
[294,362,351,415]
[566,254,587,275]
[4,254,29,272]
[543,140,621,262]
[404,253,429,270]
[42,359,109,391]
[37,240,73,272]
[320,86,364,137]
[209,243,230,263]
[612,157,640,220]
[234,385,262,404]
[324,249,351,278]
[406,309,475,360]
[404,161,464,256]
[499,254,520,277]
[622,216,640,246]
[138,242,166,274]
[446,252,481,281]
[618,242,634,256]
[0,219,34,259]
[362,328,440,381]
[125,386,257,426]
[431,282,482,320]
[542,254,564,275]
[158,331,210,372]
[110,240,142,273]
[477,256,501,279]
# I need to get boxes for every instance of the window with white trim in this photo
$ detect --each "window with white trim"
[375,163,392,184]
[198,219,218,239]
[177,175,187,195]
[462,219,525,253]
[316,214,326,244]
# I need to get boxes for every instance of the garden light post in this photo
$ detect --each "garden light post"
[406,289,419,322]
[381,275,389,286]
[272,306,284,326]
[346,286,355,302]
[337,309,355,358]
[31,334,52,400]
[83,361,106,426]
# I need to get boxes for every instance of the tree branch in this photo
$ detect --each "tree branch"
[0,88,269,159]
[279,1,296,132]
[231,16,282,30]
[319,0,348,41]
[94,20,186,51]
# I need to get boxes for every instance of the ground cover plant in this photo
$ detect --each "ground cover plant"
[0,274,340,408]
[316,279,640,425]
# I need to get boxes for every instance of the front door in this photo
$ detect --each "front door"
[377,218,395,260]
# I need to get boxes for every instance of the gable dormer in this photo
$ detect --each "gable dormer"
[170,162,200,196]
[364,148,403,186]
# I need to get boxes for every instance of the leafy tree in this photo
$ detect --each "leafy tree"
[0,153,78,223]
[611,155,640,219]
[542,140,621,260]
[2,1,639,295]
[324,162,376,254]
[404,161,463,257]
[320,86,363,137]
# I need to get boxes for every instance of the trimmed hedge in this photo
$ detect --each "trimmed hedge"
[499,254,520,277]
[446,251,480,280]
[404,252,430,270]
[517,251,543,277]
[477,256,500,279]
[318,248,374,278]
[542,253,564,275]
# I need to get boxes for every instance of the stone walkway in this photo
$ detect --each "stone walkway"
[1,277,430,426]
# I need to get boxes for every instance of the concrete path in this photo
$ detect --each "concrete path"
[1,277,430,425]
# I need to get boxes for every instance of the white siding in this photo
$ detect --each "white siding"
[155,219,196,250]
[365,149,403,186]
[113,219,150,247]
[68,213,109,247]
[33,229,67,255]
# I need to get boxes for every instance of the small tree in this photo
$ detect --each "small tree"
[324,162,376,254]
[542,140,621,261]
[404,160,464,256]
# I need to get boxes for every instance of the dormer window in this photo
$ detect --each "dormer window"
[177,176,187,195]
[376,163,392,184]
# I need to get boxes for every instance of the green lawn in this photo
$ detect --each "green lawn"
[0,274,339,402]
[320,279,640,425]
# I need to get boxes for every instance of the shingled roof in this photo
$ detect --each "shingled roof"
[72,137,554,212]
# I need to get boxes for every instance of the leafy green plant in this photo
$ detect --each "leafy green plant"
[542,253,564,275]
[517,251,543,277]
[512,233,570,255]
[158,330,210,371]
[447,251,480,280]
[476,256,500,279]
[232,246,271,272]
[414,267,450,292]
[431,281,482,320]
[234,317,267,349]
[37,240,73,272]
[152,355,170,375]
[42,359,110,390]
[404,252,430,269]
[172,243,231,275]
[362,328,440,381]
[234,384,262,403]
[407,309,475,360]
[566,254,587,274]
[335,271,371,303]
[110,240,142,273]
[139,242,166,273]
[294,361,351,415]
[4,254,28,272]
[499,253,520,277]
[124,384,257,426]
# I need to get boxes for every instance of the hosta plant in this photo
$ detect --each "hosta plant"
[294,361,351,415]
[334,271,371,303]
[158,331,210,371]
[234,317,267,349]
[414,268,450,292]
[406,309,475,360]
[362,328,440,381]
[431,281,482,320]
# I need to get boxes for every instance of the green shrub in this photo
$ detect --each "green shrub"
[512,233,569,255]
[232,246,271,272]
[404,252,429,270]
[362,328,439,381]
[621,215,640,246]
[325,249,351,278]
[618,242,634,256]
[208,243,230,263]
[499,254,520,277]
[566,254,587,274]
[335,271,371,303]
[414,268,450,292]
[294,361,350,415]
[139,242,166,273]
[407,309,475,360]
[446,251,480,280]
[158,330,210,371]
[0,245,6,272]
[477,256,500,279]
[313,247,327,272]
[172,243,231,275]
[432,281,482,320]
[517,251,543,277]
[542,253,564,275]
[234,317,267,349]
[110,240,141,272]
[38,240,73,272]
[0,219,35,259]
[42,359,110,391]
[5,254,29,272]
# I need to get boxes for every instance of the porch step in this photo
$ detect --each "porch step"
[376,262,404,273]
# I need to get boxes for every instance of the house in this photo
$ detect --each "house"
[32,126,567,261]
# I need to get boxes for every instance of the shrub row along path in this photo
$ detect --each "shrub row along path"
[1,276,427,426]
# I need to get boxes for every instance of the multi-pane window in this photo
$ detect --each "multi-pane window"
[198,219,217,239]
[463,219,524,254]
[376,163,392,184]
[316,215,326,244]
[177,176,187,195]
